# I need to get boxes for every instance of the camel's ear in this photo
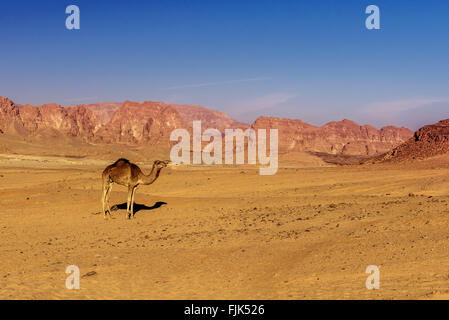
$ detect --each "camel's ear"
[166,160,178,168]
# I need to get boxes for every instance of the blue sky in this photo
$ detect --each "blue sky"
[1,0,448,129]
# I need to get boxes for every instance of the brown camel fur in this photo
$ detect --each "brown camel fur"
[102,158,169,219]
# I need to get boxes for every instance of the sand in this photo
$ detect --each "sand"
[1,153,449,299]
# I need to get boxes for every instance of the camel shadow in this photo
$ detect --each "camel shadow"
[110,201,167,215]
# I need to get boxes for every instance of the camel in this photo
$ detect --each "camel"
[101,158,170,219]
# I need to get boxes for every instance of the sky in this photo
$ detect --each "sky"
[0,0,448,130]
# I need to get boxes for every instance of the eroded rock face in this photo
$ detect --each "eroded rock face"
[65,105,102,140]
[252,117,413,156]
[19,103,100,140]
[169,104,249,132]
[79,102,122,125]
[380,119,449,161]
[0,96,414,156]
[0,97,101,140]
[1,97,251,145]
[93,101,185,145]
[0,97,20,132]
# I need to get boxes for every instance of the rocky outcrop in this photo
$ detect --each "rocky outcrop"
[0,97,20,132]
[379,119,449,161]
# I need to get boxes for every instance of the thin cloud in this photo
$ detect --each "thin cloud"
[231,92,298,113]
[362,97,448,115]
[359,97,449,129]
[63,96,98,103]
[161,77,270,90]
[226,92,298,123]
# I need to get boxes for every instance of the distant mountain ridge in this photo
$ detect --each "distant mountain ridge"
[0,96,413,156]
[251,116,412,156]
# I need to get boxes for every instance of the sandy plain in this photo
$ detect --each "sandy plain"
[0,152,449,299]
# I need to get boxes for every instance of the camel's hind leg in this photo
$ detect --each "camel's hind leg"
[130,186,137,218]
[102,183,108,218]
[102,181,112,219]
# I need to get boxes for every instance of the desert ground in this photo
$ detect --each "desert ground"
[1,152,449,299]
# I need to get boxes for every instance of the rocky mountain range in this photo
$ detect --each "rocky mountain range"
[252,116,412,156]
[0,96,414,157]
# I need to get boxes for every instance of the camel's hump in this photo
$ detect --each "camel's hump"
[112,158,131,165]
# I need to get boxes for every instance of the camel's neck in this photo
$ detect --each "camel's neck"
[141,166,162,185]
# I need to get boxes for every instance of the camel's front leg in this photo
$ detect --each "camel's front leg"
[105,184,112,217]
[126,186,133,219]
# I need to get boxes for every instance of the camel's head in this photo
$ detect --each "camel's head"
[153,160,171,169]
